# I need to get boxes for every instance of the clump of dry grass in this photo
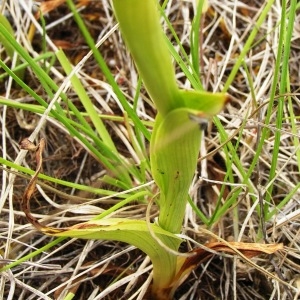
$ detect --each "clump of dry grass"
[1,0,300,299]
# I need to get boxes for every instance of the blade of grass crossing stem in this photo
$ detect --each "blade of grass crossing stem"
[66,0,150,141]
[6,98,148,142]
[91,191,151,221]
[0,98,46,114]
[187,196,209,225]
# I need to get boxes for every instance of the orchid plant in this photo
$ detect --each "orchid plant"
[17,0,282,299]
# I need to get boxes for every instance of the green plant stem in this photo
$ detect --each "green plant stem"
[111,0,183,116]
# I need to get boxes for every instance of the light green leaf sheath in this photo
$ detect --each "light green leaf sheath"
[151,92,228,233]
[151,109,201,233]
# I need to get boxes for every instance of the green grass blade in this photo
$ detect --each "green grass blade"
[66,0,150,141]
[222,0,275,92]
[0,237,66,272]
[56,49,117,152]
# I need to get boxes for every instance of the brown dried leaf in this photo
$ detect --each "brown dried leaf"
[182,241,283,271]
[168,241,284,296]
[21,138,48,231]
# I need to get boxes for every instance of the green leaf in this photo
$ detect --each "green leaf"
[44,218,182,289]
[112,0,182,116]
[180,89,229,116]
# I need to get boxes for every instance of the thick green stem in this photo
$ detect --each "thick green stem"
[112,0,182,116]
